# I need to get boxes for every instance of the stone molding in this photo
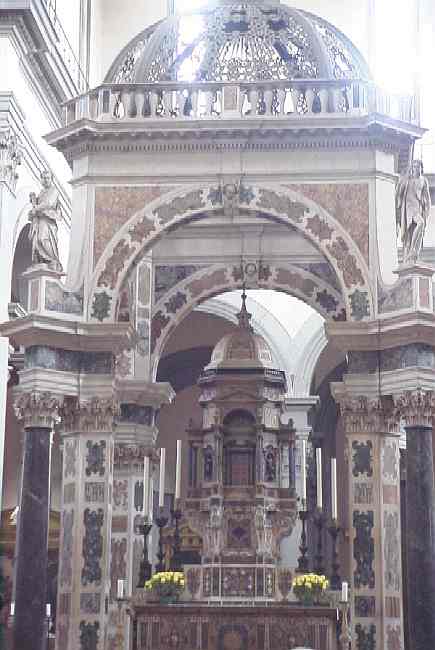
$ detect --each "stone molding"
[0,128,22,192]
[59,396,120,434]
[393,389,435,428]
[14,391,62,429]
[334,395,399,434]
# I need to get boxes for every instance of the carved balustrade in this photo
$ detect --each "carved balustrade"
[63,80,416,126]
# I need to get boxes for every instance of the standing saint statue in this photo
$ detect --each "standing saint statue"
[28,170,63,272]
[395,159,431,265]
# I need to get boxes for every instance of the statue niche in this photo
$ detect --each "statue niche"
[222,410,256,487]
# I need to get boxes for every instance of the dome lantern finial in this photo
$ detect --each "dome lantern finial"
[237,286,254,333]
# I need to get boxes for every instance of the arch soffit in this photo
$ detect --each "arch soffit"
[149,261,344,380]
[89,183,373,324]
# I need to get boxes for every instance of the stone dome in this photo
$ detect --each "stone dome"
[105,0,371,84]
[205,291,276,371]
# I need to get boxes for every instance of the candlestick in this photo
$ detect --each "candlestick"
[331,457,337,521]
[155,509,169,573]
[149,476,154,521]
[159,448,166,508]
[295,507,310,573]
[10,602,15,617]
[313,508,325,575]
[170,505,183,571]
[136,520,153,587]
[175,440,182,500]
[328,521,342,590]
[143,456,150,517]
[117,579,125,599]
[316,447,323,510]
[46,603,51,618]
[338,598,352,649]
[301,440,307,505]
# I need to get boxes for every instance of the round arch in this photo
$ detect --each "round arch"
[149,261,345,380]
[89,183,374,323]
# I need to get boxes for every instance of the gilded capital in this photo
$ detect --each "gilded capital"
[394,389,435,428]
[14,391,62,429]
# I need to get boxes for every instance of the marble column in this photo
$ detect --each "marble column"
[56,395,118,650]
[333,391,404,650]
[13,391,62,650]
[395,390,435,650]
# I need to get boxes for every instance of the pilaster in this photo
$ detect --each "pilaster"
[106,379,174,650]
[332,388,403,650]
[56,391,119,650]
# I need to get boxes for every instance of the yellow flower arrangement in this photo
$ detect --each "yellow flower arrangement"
[144,571,185,604]
[292,573,330,605]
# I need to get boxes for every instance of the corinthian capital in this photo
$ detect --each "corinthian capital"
[336,395,399,434]
[14,392,62,429]
[394,390,435,428]
[60,396,120,434]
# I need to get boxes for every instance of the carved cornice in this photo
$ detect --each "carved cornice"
[393,390,435,428]
[59,396,120,434]
[335,395,399,434]
[0,129,22,192]
[14,391,62,429]
[114,442,158,470]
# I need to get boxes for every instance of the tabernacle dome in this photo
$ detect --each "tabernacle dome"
[105,0,371,84]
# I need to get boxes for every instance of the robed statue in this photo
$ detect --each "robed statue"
[28,170,63,272]
[395,159,431,265]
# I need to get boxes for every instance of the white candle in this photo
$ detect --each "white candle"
[117,579,124,599]
[143,456,150,518]
[10,602,15,617]
[149,475,154,521]
[159,448,166,508]
[301,440,307,507]
[46,603,51,618]
[175,440,182,500]
[316,447,323,510]
[341,581,348,603]
[331,457,338,521]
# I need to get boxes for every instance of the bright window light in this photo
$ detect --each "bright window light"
[374,0,417,95]
[176,0,207,12]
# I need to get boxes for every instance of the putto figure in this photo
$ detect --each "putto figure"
[395,159,431,265]
[29,170,63,272]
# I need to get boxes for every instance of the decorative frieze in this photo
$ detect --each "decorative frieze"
[14,391,62,428]
[61,397,119,434]
[81,509,104,587]
[353,511,375,589]
[336,396,398,434]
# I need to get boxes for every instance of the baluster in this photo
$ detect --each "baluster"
[283,89,293,114]
[191,90,199,118]
[204,89,214,118]
[291,87,300,114]
[89,91,99,120]
[120,89,130,119]
[128,89,137,118]
[318,88,329,114]
[241,90,250,116]
[109,90,119,118]
[332,87,342,113]
[163,89,172,117]
[277,87,286,116]
[264,88,273,116]
[177,90,185,117]
[305,87,315,113]
[142,92,151,117]
[150,90,159,117]
[250,88,258,116]
[134,90,144,119]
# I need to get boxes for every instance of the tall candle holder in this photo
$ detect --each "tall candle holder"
[313,508,325,575]
[136,519,153,587]
[170,506,183,571]
[155,509,168,573]
[338,600,352,650]
[295,503,310,574]
[327,520,341,590]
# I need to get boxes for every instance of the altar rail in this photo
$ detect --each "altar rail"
[130,603,338,650]
[63,79,417,126]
